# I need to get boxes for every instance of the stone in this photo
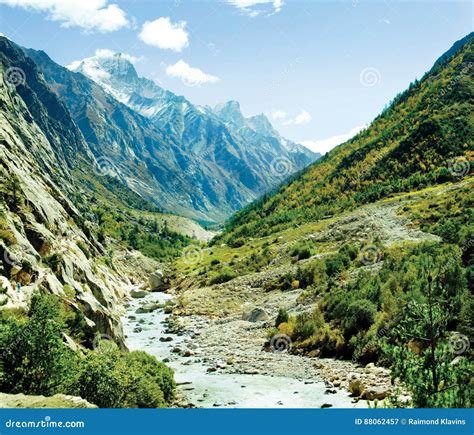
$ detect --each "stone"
[149,269,167,291]
[0,392,97,408]
[241,307,269,322]
[361,387,391,401]
[321,403,333,408]
[136,303,161,314]
[130,289,147,298]
[349,379,365,397]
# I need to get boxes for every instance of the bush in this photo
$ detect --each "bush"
[0,294,78,395]
[294,308,324,341]
[73,343,176,408]
[209,269,236,285]
[275,308,289,327]
[0,294,176,408]
[342,299,377,336]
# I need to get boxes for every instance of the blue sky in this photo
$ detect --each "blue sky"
[0,0,472,153]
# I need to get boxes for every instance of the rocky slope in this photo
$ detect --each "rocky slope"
[0,37,195,349]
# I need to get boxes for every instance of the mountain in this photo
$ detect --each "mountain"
[0,36,213,347]
[170,34,473,409]
[220,32,474,241]
[63,51,317,221]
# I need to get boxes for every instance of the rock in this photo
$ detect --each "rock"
[149,270,168,291]
[321,403,333,408]
[361,387,391,401]
[133,326,142,333]
[0,392,97,408]
[159,336,173,342]
[182,350,194,357]
[171,347,182,354]
[241,307,269,322]
[349,379,365,397]
[324,389,337,395]
[136,303,161,314]
[206,367,217,373]
[130,289,148,298]
[307,349,320,358]
[365,362,375,369]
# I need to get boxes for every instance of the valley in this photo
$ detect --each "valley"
[125,178,470,408]
[0,29,473,411]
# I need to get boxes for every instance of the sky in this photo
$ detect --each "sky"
[0,0,472,154]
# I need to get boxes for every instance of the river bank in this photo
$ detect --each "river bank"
[122,292,388,408]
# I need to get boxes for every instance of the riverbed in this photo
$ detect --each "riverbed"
[122,292,366,408]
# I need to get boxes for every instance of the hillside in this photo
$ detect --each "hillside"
[169,34,474,408]
[220,33,473,243]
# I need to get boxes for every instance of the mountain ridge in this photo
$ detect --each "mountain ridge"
[220,32,474,241]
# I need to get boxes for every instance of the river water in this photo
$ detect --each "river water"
[123,292,363,408]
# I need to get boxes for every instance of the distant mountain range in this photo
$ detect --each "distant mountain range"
[24,48,317,223]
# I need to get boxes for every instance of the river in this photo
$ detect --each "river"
[122,292,366,408]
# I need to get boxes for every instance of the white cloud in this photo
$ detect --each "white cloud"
[139,17,188,52]
[379,18,391,25]
[271,110,287,120]
[0,0,128,33]
[301,125,366,155]
[294,109,311,125]
[228,0,284,17]
[278,109,312,126]
[166,60,219,87]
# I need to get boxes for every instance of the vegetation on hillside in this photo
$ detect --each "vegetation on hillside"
[71,172,195,262]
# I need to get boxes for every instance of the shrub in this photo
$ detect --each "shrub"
[275,308,289,327]
[0,294,78,395]
[43,253,63,274]
[294,308,324,341]
[342,299,377,336]
[209,269,236,285]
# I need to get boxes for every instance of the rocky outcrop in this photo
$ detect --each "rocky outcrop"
[0,393,97,408]
[0,38,132,348]
[242,307,269,322]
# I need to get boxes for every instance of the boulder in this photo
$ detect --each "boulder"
[136,303,161,314]
[149,269,168,291]
[349,379,366,397]
[361,387,391,401]
[0,393,97,408]
[242,307,269,322]
[130,289,147,298]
